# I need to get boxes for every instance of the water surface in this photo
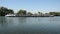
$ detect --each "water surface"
[0,16,60,34]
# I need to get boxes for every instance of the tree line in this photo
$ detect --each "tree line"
[0,6,60,16]
[0,7,14,16]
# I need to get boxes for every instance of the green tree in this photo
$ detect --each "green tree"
[49,12,60,16]
[8,9,14,14]
[38,12,43,15]
[38,12,42,14]
[38,12,41,14]
[17,9,27,15]
[27,12,33,15]
[0,7,14,16]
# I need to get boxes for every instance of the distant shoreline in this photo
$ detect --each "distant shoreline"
[2,15,60,17]
[5,16,54,17]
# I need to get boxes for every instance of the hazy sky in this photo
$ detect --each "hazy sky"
[0,0,60,13]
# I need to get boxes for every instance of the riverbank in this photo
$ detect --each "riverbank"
[5,16,54,17]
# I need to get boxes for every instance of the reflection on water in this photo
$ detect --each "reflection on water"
[0,17,7,27]
[0,16,60,34]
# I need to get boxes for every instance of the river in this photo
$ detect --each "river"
[0,16,60,34]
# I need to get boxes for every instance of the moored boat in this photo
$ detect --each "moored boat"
[5,14,16,17]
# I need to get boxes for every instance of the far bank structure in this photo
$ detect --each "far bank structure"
[5,13,54,17]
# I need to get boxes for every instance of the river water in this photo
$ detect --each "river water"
[0,16,60,34]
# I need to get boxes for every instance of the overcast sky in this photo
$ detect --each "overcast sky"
[0,0,60,13]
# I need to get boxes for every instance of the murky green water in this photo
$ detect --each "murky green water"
[0,16,60,34]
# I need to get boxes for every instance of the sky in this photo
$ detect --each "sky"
[0,0,60,13]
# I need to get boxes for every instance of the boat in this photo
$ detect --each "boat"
[5,14,16,17]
